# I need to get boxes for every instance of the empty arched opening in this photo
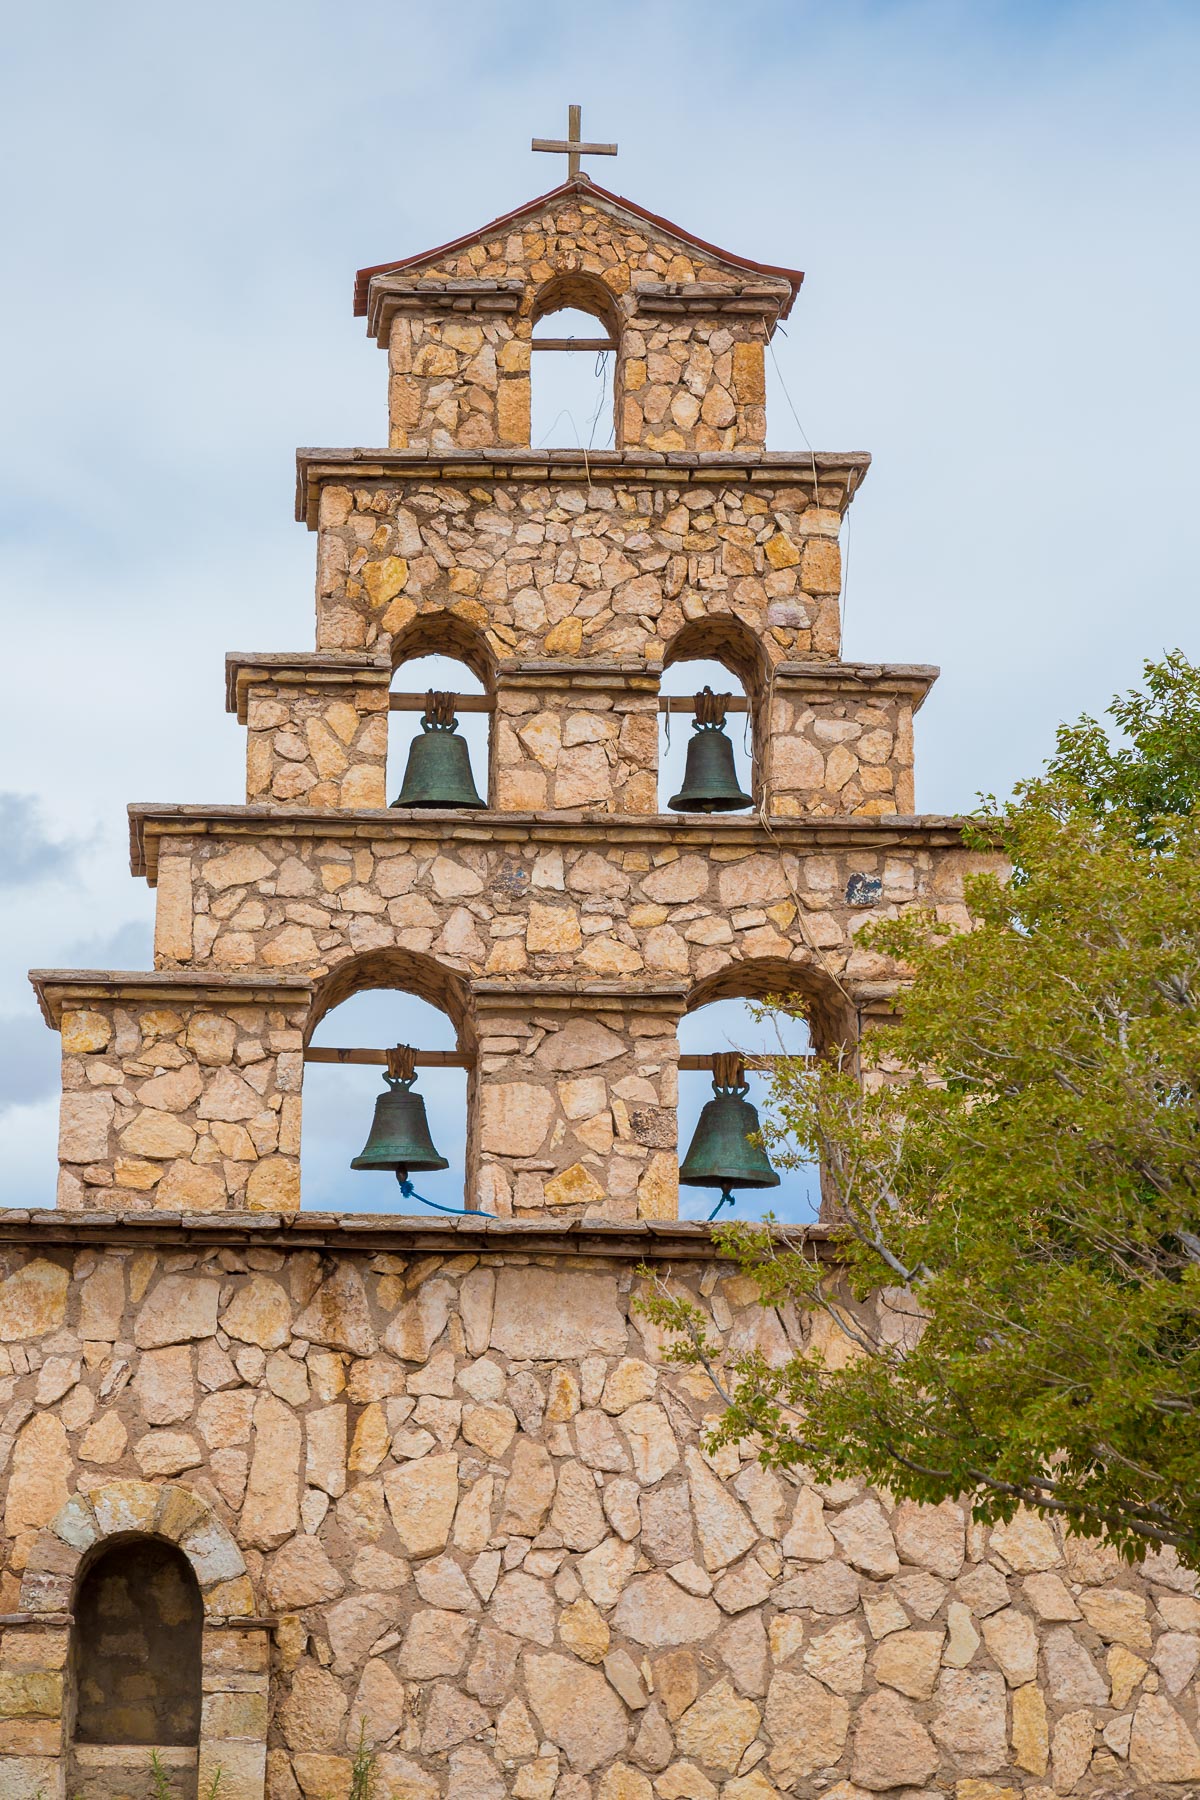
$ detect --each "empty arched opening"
[530,273,619,450]
[304,951,472,1214]
[71,1537,202,1761]
[679,959,853,1225]
[387,635,490,811]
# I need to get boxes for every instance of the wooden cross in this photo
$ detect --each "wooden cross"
[532,104,617,180]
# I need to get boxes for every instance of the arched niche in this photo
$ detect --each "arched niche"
[680,957,856,1225]
[13,1484,265,1800]
[529,271,619,450]
[73,1538,202,1747]
[303,948,474,1213]
[387,612,495,811]
[659,615,768,814]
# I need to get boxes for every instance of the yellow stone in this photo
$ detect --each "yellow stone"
[1010,1682,1048,1776]
[801,538,842,594]
[624,359,647,392]
[731,342,766,404]
[1106,1643,1147,1709]
[381,594,417,635]
[544,616,584,654]
[558,1595,610,1664]
[61,1010,111,1054]
[497,338,531,373]
[764,532,801,570]
[527,903,583,953]
[637,1152,678,1220]
[245,1157,301,1212]
[363,558,409,609]
[544,1163,606,1209]
[0,1259,69,1341]
[497,379,531,445]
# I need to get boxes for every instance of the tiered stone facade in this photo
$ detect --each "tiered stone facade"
[11,171,1183,1800]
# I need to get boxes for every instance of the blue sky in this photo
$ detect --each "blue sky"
[1,0,1197,1213]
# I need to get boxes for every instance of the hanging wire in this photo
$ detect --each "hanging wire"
[767,331,855,637]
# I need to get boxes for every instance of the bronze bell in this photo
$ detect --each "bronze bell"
[392,691,485,809]
[678,1052,780,1211]
[351,1047,450,1182]
[668,688,753,813]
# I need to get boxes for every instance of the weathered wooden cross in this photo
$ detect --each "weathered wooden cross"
[532,104,617,180]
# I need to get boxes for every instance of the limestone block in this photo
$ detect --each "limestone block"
[523,1651,629,1774]
[850,1688,938,1791]
[384,1453,460,1556]
[241,1392,302,1548]
[0,1261,68,1341]
[134,1275,220,1347]
[491,1268,625,1359]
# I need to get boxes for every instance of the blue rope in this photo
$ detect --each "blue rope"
[397,1177,495,1219]
[707,1190,736,1222]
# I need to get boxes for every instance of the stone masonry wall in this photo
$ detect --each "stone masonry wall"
[388,316,530,454]
[371,191,785,454]
[471,998,680,1222]
[54,998,305,1216]
[768,684,919,821]
[244,678,389,811]
[314,479,843,671]
[158,831,980,993]
[0,1239,1196,1800]
[493,674,659,815]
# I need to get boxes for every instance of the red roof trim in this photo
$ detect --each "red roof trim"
[352,177,804,319]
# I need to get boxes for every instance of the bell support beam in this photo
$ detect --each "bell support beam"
[388,693,752,713]
[302,1047,811,1070]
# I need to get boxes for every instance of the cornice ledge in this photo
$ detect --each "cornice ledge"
[29,968,313,1029]
[127,802,979,882]
[0,1206,838,1263]
[225,651,391,716]
[295,447,872,528]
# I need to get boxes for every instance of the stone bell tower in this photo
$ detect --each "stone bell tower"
[31,147,973,1222]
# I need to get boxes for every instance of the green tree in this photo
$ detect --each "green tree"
[642,655,1200,1567]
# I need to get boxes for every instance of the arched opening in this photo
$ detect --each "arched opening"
[387,649,490,812]
[70,1537,202,1789]
[679,958,854,1225]
[660,618,767,814]
[303,951,472,1214]
[530,273,619,450]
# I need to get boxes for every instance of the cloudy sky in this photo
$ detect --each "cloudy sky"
[1,0,1197,1216]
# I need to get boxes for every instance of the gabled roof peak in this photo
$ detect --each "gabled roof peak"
[353,177,804,318]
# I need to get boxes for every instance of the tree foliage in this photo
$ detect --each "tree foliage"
[640,655,1200,1567]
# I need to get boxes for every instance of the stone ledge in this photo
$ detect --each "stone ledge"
[29,968,314,1028]
[296,447,872,528]
[224,651,390,718]
[0,1206,835,1262]
[774,661,939,708]
[128,803,977,883]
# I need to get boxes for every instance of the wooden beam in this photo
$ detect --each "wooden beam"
[660,695,748,714]
[388,693,750,715]
[389,693,494,712]
[679,1053,809,1071]
[305,1048,472,1069]
[532,338,616,353]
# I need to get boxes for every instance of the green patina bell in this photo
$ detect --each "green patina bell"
[679,1052,780,1209]
[392,691,485,809]
[668,687,753,813]
[351,1047,450,1179]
